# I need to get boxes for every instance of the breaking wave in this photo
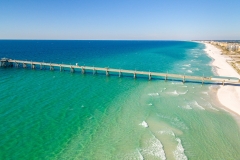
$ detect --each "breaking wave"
[140,136,166,160]
[173,138,188,160]
[158,130,188,160]
[139,121,149,128]
[148,93,159,96]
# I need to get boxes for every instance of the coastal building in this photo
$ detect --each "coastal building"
[226,44,239,51]
[236,45,240,52]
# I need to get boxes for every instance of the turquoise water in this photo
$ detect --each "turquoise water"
[0,41,240,159]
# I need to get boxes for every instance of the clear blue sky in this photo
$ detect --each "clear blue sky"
[0,0,240,40]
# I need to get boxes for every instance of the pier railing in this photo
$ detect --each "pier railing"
[1,58,240,85]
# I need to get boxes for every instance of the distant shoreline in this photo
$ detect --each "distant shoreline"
[201,42,240,116]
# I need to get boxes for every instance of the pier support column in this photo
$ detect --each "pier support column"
[50,65,54,71]
[202,77,204,85]
[31,64,35,69]
[81,67,85,74]
[23,63,27,68]
[40,64,42,70]
[15,63,19,68]
[222,80,225,86]
[60,65,62,71]
[106,68,109,76]
[70,66,75,73]
[119,70,121,77]
[183,75,185,83]
[165,74,168,81]
[93,68,96,75]
[149,72,151,80]
[133,72,136,79]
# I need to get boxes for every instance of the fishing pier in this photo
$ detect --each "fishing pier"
[1,58,240,85]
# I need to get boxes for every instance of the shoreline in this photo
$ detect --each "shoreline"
[202,42,240,116]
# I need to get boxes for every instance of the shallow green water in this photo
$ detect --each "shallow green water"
[0,41,240,159]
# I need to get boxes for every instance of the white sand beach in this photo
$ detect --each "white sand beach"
[203,43,240,116]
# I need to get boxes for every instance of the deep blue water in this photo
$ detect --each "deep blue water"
[0,40,197,72]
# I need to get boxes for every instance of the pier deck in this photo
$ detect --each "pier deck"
[1,58,240,85]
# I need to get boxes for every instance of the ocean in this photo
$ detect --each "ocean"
[0,40,240,159]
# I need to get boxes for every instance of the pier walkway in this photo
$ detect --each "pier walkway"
[1,58,240,85]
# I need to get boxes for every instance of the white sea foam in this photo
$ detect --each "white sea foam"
[182,64,191,67]
[178,105,192,110]
[178,90,188,95]
[173,138,188,160]
[159,130,175,137]
[148,103,153,106]
[179,85,188,88]
[206,103,219,111]
[119,149,144,160]
[187,70,193,73]
[181,67,186,70]
[158,131,188,160]
[137,149,144,160]
[167,90,188,96]
[202,91,208,95]
[141,136,166,160]
[171,82,183,85]
[139,121,148,128]
[81,105,84,108]
[159,130,188,159]
[148,93,159,96]
[192,101,205,110]
[157,114,189,130]
[167,90,179,96]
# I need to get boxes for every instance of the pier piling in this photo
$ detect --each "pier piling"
[31,63,35,69]
[183,75,185,83]
[106,68,109,76]
[93,67,97,75]
[149,72,151,80]
[70,66,74,73]
[81,67,85,74]
[50,65,54,71]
